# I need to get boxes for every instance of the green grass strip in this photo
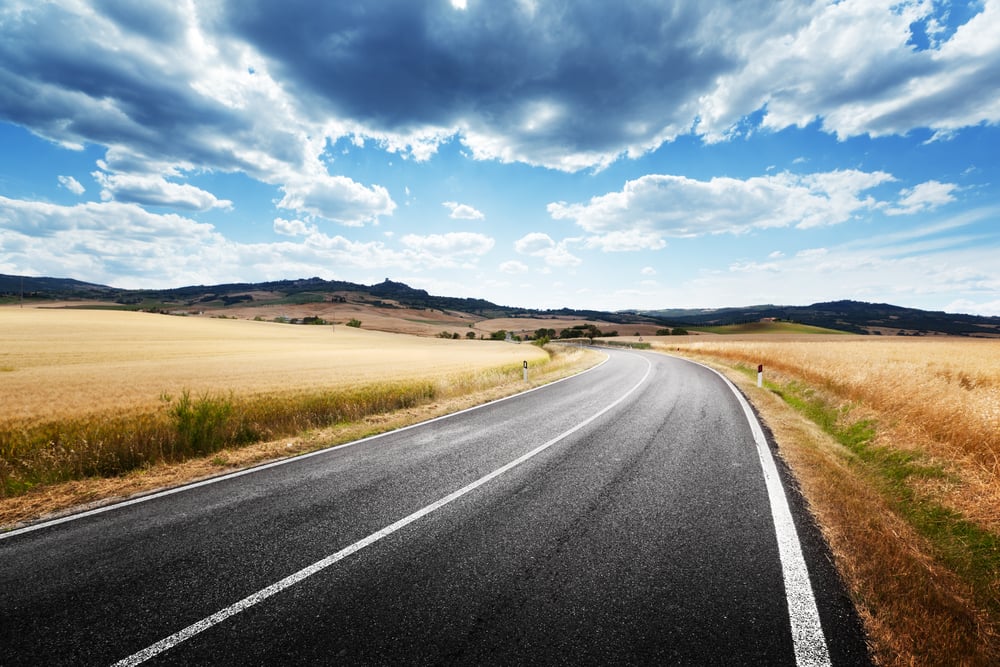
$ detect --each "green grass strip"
[752,369,1000,613]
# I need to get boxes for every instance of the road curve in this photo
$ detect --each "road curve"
[0,349,870,665]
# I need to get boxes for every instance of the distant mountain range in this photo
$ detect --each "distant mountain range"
[633,301,1000,337]
[2,274,999,337]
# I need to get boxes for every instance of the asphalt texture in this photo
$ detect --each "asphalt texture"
[0,349,871,665]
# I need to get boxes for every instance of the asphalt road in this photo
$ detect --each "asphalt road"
[1,349,870,665]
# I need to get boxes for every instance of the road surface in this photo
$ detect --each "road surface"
[1,349,870,665]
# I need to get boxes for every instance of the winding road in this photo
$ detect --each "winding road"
[1,349,870,665]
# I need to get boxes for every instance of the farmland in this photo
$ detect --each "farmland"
[0,306,589,522]
[656,335,1000,665]
[0,307,549,421]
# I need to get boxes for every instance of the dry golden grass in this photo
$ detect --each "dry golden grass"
[656,336,1000,665]
[0,307,548,422]
[0,306,601,527]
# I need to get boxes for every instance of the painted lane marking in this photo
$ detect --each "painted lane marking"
[2,354,609,540]
[692,359,832,667]
[111,355,652,665]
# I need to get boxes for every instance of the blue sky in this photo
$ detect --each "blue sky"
[1,1,998,314]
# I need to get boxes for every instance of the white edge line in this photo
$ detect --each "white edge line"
[111,354,651,666]
[682,357,832,667]
[1,353,611,540]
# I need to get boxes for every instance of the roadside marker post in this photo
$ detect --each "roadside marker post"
[757,364,763,388]
[523,360,529,383]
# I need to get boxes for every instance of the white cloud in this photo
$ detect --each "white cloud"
[514,232,582,267]
[549,170,895,243]
[796,248,829,259]
[641,266,656,276]
[442,201,485,220]
[500,260,529,274]
[698,0,1000,142]
[0,196,226,287]
[277,175,395,226]
[584,229,666,252]
[400,232,494,255]
[514,232,557,256]
[886,180,958,216]
[273,217,312,237]
[729,261,780,273]
[92,170,232,211]
[57,175,85,195]
[0,196,485,287]
[945,299,1000,317]
[398,233,495,268]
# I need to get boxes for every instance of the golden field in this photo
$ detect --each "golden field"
[0,306,571,509]
[655,335,1000,665]
[0,307,549,422]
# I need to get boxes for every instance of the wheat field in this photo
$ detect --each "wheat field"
[0,307,548,423]
[0,306,558,498]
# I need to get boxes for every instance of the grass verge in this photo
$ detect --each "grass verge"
[1,344,601,529]
[670,351,999,666]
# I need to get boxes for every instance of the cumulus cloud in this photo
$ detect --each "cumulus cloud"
[92,171,232,211]
[549,170,895,245]
[0,195,488,286]
[0,196,226,286]
[514,232,582,267]
[276,175,395,226]
[273,217,311,237]
[57,175,85,195]
[442,201,485,220]
[697,0,1000,142]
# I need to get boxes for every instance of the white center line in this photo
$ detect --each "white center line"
[112,355,652,666]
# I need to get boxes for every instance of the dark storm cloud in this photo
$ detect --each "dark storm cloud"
[223,0,744,161]
[0,0,996,178]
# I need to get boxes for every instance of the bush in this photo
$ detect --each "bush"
[168,390,235,457]
[346,318,362,328]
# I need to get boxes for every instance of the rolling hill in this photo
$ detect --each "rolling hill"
[3,274,999,337]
